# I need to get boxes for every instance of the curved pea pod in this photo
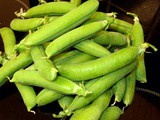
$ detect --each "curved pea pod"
[99,106,123,120]
[0,52,32,86]
[112,77,126,103]
[92,30,128,47]
[54,60,137,118]
[36,88,64,106]
[57,45,145,81]
[45,20,108,58]
[58,96,74,110]
[69,90,113,120]
[127,13,146,83]
[15,83,36,113]
[0,27,16,59]
[55,50,96,65]
[74,39,111,57]
[19,0,99,47]
[30,45,58,81]
[22,1,76,18]
[10,70,89,96]
[123,70,136,107]
[10,18,44,32]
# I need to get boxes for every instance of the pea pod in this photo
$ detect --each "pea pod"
[22,1,76,18]
[70,0,81,7]
[36,88,64,106]
[123,70,136,107]
[18,0,99,47]
[54,60,137,118]
[74,39,111,57]
[57,45,146,81]
[92,30,128,46]
[0,27,16,59]
[30,45,58,81]
[15,83,36,113]
[112,77,126,103]
[45,20,108,58]
[0,52,32,86]
[10,18,44,32]
[58,96,74,110]
[69,90,113,120]
[99,106,123,120]
[127,12,146,83]
[10,70,89,96]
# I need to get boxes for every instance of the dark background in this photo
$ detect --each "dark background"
[0,0,160,120]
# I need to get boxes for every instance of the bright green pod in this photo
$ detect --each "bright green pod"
[19,0,99,47]
[0,52,32,86]
[57,46,145,81]
[30,45,58,81]
[74,39,111,57]
[45,20,108,58]
[0,27,16,59]
[58,96,74,110]
[99,106,123,120]
[70,0,81,6]
[123,70,136,107]
[15,83,36,113]
[10,70,89,96]
[112,77,126,103]
[10,18,44,32]
[23,1,76,18]
[92,30,128,46]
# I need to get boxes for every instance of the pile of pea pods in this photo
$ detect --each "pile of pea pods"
[0,0,157,120]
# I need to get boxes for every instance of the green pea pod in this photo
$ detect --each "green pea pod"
[69,90,113,120]
[57,45,146,81]
[36,88,64,106]
[10,70,89,96]
[74,39,111,57]
[127,12,146,83]
[70,0,81,6]
[22,1,76,18]
[123,70,136,107]
[112,77,126,103]
[10,18,44,32]
[58,96,74,110]
[30,45,58,81]
[0,27,16,59]
[99,106,123,120]
[0,52,32,86]
[45,20,108,58]
[92,30,128,46]
[15,83,36,113]
[18,0,99,47]
[54,60,137,118]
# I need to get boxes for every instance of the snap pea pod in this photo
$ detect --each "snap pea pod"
[55,50,96,65]
[112,77,126,103]
[15,83,36,113]
[57,45,146,81]
[10,70,89,96]
[54,60,137,118]
[36,88,64,106]
[45,20,108,58]
[0,27,16,59]
[30,45,58,81]
[69,90,113,120]
[22,1,76,18]
[127,12,146,83]
[92,30,128,46]
[58,96,74,110]
[19,0,99,47]
[0,52,32,86]
[99,106,123,120]
[74,39,111,57]
[123,70,136,107]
